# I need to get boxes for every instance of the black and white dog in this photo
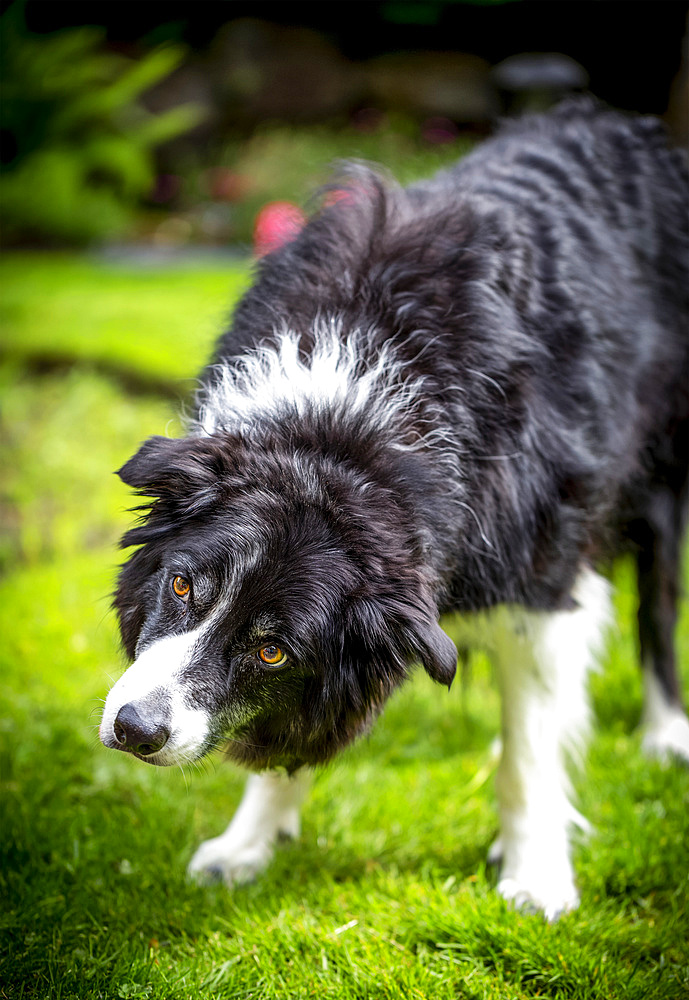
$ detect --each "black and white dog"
[100,101,689,919]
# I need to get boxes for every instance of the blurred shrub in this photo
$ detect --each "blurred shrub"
[182,116,474,247]
[0,7,203,245]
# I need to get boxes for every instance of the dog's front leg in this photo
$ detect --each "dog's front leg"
[188,769,311,886]
[492,569,610,920]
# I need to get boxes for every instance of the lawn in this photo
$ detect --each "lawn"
[1,252,688,1000]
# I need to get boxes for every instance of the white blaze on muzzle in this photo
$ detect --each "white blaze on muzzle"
[100,629,212,765]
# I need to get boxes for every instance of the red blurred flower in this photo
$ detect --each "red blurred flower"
[253,201,306,257]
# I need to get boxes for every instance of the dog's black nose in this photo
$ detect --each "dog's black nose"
[113,702,170,756]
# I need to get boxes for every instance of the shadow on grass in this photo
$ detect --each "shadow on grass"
[0,346,197,402]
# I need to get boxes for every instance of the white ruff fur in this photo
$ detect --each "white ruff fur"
[100,629,211,765]
[188,770,312,885]
[196,323,427,440]
[641,668,689,763]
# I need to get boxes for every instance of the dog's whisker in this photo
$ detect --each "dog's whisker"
[176,762,190,791]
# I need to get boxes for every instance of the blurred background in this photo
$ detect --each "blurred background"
[1,0,687,252]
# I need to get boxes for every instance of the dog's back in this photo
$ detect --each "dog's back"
[206,101,688,611]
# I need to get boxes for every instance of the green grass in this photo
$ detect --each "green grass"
[1,252,688,999]
[0,253,251,391]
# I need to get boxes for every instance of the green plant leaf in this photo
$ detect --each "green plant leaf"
[96,44,188,114]
[129,103,206,147]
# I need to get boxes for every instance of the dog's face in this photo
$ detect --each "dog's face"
[100,434,457,771]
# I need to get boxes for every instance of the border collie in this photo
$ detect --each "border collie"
[100,101,689,919]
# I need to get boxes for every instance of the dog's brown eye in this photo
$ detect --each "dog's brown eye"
[258,644,287,667]
[172,575,190,599]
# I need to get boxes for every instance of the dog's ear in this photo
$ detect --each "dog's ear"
[352,597,457,690]
[118,436,180,489]
[410,617,458,689]
[117,436,221,496]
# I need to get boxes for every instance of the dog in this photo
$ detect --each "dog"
[100,100,689,919]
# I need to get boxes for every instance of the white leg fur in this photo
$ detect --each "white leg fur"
[641,668,689,763]
[492,568,611,919]
[188,770,312,885]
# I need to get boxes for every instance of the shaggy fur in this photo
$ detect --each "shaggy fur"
[101,100,689,915]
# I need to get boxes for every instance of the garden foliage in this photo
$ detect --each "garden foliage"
[0,6,203,244]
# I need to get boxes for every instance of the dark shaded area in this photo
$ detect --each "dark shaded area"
[0,348,194,401]
[3,1,686,247]
[20,0,688,114]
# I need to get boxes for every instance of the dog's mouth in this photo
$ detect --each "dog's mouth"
[100,728,170,766]
[100,688,387,771]
[130,748,169,766]
[104,736,215,768]
[99,712,217,768]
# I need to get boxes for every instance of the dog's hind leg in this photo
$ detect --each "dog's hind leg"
[187,769,311,886]
[635,485,689,763]
[492,568,611,920]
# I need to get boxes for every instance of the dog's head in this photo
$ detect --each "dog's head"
[99,433,456,771]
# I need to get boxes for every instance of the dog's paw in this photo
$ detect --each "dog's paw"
[498,872,579,921]
[642,709,689,765]
[496,838,580,921]
[188,771,309,887]
[187,834,276,886]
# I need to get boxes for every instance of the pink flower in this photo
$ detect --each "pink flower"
[253,201,306,257]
